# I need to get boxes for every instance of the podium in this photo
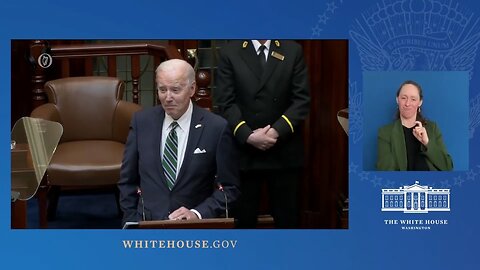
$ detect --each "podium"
[124,218,235,229]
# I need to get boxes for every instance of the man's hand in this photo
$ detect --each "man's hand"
[246,125,277,151]
[266,127,279,140]
[168,207,199,220]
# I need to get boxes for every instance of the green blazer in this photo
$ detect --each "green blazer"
[377,119,453,171]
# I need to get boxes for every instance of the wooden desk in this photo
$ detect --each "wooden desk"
[127,216,275,229]
[135,218,235,229]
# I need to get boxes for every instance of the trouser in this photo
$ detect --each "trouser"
[236,168,300,229]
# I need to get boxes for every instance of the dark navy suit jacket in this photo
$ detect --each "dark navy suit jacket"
[118,104,240,224]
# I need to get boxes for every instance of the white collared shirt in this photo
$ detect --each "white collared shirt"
[161,101,202,219]
[252,40,271,62]
[161,101,193,176]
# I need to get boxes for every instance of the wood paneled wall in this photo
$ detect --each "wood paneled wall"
[299,40,348,228]
[10,40,348,228]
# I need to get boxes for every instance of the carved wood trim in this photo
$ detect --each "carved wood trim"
[30,42,183,108]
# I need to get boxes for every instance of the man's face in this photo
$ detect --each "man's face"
[156,67,195,120]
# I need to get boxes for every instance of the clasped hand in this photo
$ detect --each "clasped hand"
[246,125,279,151]
[413,121,429,146]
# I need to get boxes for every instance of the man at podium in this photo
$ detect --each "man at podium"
[118,59,240,226]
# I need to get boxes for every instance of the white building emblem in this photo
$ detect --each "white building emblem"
[382,181,450,213]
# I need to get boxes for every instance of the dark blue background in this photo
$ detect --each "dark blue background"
[2,0,480,269]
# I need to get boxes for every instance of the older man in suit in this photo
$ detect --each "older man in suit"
[214,40,310,228]
[118,59,240,225]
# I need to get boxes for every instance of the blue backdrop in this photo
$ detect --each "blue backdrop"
[2,0,480,269]
[363,71,469,171]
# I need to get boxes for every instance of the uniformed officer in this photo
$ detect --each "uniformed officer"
[214,40,310,228]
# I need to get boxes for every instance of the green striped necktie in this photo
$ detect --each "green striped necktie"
[162,121,179,190]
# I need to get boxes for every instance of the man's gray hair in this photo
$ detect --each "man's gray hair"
[155,59,195,85]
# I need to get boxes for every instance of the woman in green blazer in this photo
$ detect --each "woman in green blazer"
[377,80,453,171]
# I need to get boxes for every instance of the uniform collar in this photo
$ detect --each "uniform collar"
[251,40,271,53]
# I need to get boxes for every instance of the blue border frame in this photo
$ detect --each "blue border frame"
[2,0,480,269]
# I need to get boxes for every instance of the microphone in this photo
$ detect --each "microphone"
[137,187,146,221]
[217,183,229,218]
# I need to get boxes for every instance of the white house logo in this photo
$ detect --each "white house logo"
[381,181,450,213]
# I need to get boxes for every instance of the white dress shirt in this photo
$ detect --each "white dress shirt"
[161,101,193,174]
[252,39,271,62]
[160,101,202,219]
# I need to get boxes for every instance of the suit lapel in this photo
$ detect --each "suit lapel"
[258,42,282,91]
[173,105,204,189]
[153,107,169,188]
[239,41,262,80]
[392,120,407,170]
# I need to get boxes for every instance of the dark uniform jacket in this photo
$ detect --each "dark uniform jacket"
[215,40,310,170]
